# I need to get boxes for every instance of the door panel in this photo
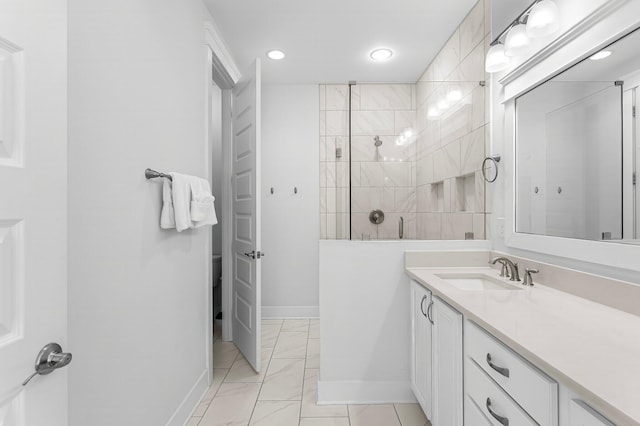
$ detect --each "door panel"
[0,0,68,424]
[231,59,262,372]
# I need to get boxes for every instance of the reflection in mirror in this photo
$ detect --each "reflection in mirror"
[515,27,640,243]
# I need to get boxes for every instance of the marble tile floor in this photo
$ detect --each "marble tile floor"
[187,318,430,426]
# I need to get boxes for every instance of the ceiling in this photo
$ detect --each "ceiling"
[203,0,477,84]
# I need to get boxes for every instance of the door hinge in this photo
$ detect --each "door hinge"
[633,172,637,186]
[633,106,636,118]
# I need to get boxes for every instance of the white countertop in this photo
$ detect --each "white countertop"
[406,266,640,426]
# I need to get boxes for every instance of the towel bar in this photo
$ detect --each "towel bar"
[145,168,172,181]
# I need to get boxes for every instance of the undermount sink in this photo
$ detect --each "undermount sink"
[435,273,523,291]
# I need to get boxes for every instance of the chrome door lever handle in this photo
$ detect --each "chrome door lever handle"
[23,343,72,386]
[243,251,265,259]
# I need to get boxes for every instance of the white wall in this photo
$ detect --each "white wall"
[318,240,490,403]
[261,85,320,317]
[68,1,214,424]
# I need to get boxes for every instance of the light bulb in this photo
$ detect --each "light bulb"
[526,0,560,38]
[485,43,510,73]
[504,23,532,57]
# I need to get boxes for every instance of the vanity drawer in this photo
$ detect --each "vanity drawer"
[464,394,492,425]
[465,321,558,426]
[465,358,538,426]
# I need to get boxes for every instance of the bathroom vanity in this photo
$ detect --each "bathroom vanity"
[406,259,640,426]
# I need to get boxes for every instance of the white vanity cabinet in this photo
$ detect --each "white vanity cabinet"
[431,296,463,426]
[465,320,558,426]
[410,280,463,426]
[567,400,615,426]
[410,280,432,418]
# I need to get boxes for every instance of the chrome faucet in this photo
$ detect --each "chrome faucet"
[490,257,520,282]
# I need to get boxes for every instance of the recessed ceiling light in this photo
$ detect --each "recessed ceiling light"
[267,50,286,60]
[589,50,612,61]
[370,48,393,61]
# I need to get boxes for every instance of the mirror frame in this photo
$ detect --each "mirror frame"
[498,0,640,272]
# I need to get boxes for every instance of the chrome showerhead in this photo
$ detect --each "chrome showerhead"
[374,136,382,147]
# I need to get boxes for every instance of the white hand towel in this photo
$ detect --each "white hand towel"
[169,172,194,232]
[160,178,176,229]
[190,178,218,227]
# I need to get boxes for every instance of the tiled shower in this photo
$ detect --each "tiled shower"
[319,0,491,241]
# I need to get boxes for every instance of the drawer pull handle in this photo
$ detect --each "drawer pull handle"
[426,301,434,325]
[486,398,509,426]
[420,295,427,318]
[486,354,510,378]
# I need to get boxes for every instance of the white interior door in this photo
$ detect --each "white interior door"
[0,0,69,424]
[231,59,262,372]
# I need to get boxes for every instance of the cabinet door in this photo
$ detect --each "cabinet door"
[568,400,615,426]
[410,281,432,419]
[432,296,463,426]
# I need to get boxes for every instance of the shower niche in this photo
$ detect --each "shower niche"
[319,81,488,241]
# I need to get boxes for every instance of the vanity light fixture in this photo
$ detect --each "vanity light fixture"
[589,50,612,61]
[504,23,532,57]
[526,0,560,38]
[486,0,561,73]
[266,50,286,60]
[485,43,511,72]
[370,48,393,61]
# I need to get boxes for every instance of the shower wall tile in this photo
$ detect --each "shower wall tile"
[459,41,485,82]
[320,188,327,213]
[351,162,361,187]
[433,30,460,80]
[459,0,484,59]
[336,162,348,188]
[326,188,336,213]
[319,85,326,110]
[442,213,473,240]
[475,170,486,212]
[326,213,337,239]
[326,85,350,111]
[361,162,384,187]
[471,85,486,130]
[320,213,327,239]
[433,141,460,182]
[352,213,377,240]
[352,187,381,213]
[440,104,473,146]
[484,0,491,36]
[336,188,349,213]
[473,213,486,239]
[326,162,336,188]
[396,188,416,213]
[351,110,395,136]
[319,111,326,136]
[326,110,349,136]
[360,84,412,111]
[350,85,361,111]
[319,137,327,162]
[411,85,417,110]
[337,213,349,239]
[460,127,484,176]
[384,162,412,187]
[319,163,327,188]
[380,188,394,213]
[395,110,416,135]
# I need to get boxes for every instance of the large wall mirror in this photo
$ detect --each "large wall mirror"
[515,27,640,243]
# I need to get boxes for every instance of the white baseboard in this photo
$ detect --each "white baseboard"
[165,369,208,426]
[317,380,416,405]
[262,305,319,318]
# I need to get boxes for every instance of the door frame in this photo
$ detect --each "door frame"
[204,22,240,384]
